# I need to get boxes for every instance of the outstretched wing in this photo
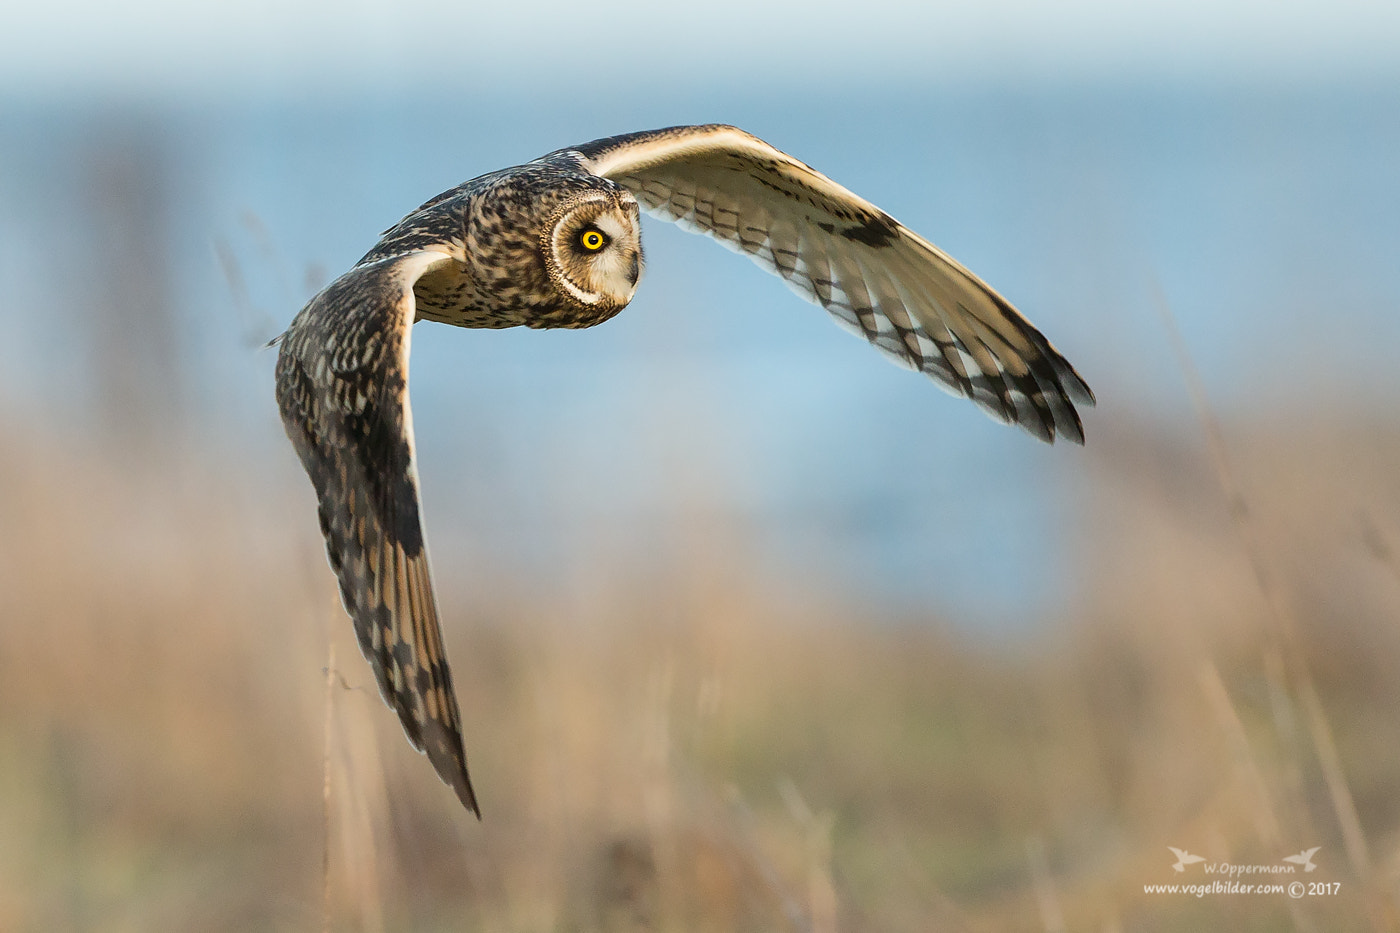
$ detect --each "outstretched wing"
[275,249,479,816]
[569,124,1094,443]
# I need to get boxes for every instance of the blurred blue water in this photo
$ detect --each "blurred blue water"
[1,83,1396,627]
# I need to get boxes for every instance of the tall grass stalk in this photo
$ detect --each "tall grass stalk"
[322,640,336,933]
[1154,288,1388,929]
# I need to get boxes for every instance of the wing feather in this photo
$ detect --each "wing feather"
[274,249,481,816]
[571,124,1094,443]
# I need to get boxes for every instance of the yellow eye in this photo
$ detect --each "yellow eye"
[579,228,606,251]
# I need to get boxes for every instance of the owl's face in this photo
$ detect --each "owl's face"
[542,192,643,320]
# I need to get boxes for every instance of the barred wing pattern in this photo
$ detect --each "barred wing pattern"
[574,125,1094,443]
[274,249,480,816]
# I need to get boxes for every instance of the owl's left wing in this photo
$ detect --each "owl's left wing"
[275,248,480,816]
[566,124,1094,443]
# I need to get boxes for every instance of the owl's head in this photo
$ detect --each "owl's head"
[541,191,643,319]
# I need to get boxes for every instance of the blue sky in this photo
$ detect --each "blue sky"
[5,0,1399,97]
[2,2,1396,624]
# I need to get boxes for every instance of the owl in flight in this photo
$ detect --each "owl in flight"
[274,125,1094,815]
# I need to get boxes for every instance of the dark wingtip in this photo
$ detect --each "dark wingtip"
[1059,365,1095,407]
[1014,394,1086,446]
[459,780,482,820]
[452,766,482,818]
[1058,402,1087,445]
[424,723,481,818]
[1071,376,1096,407]
[442,758,481,818]
[1061,376,1091,445]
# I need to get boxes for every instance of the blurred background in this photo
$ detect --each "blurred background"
[1,1,1398,930]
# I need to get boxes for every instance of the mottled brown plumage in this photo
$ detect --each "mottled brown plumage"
[276,251,480,812]
[275,125,1094,815]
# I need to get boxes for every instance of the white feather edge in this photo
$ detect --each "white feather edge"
[578,125,901,230]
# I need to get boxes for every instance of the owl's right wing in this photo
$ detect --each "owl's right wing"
[567,124,1093,443]
[274,248,479,816]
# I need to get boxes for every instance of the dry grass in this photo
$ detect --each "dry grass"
[1,408,1398,932]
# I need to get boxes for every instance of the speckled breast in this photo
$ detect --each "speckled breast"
[412,261,525,329]
[412,259,626,331]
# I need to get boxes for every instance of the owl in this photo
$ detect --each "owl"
[274,125,1094,816]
